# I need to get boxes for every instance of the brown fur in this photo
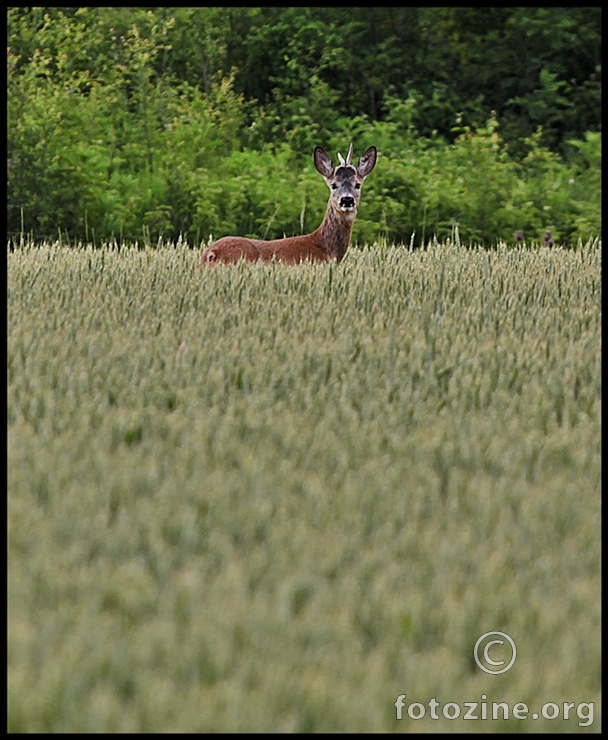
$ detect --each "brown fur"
[199,145,377,266]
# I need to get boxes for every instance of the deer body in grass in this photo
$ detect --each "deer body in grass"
[200,144,377,266]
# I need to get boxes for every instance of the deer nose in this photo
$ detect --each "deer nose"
[340,196,355,209]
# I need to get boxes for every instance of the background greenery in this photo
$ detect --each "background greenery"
[7,8,601,246]
[8,240,601,731]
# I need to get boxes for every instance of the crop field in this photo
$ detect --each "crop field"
[8,240,601,732]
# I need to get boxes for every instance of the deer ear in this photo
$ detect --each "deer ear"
[314,147,334,178]
[357,146,377,178]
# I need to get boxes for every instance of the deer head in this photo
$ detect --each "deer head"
[314,144,377,220]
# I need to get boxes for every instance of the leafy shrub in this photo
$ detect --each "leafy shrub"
[7,9,601,246]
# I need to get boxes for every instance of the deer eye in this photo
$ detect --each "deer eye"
[355,183,361,190]
[331,183,338,190]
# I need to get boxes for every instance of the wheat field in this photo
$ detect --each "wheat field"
[8,240,601,731]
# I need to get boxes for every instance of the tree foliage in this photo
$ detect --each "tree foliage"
[7,8,601,245]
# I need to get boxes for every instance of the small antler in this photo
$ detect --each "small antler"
[345,143,353,166]
[337,143,354,167]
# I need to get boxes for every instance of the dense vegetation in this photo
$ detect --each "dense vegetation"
[7,8,601,246]
[8,240,601,731]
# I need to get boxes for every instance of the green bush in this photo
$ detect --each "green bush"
[7,9,601,246]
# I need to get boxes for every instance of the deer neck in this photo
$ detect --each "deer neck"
[314,204,356,262]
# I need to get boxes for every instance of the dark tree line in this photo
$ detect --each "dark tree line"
[7,7,601,245]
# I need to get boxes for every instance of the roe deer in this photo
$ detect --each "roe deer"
[199,143,377,266]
